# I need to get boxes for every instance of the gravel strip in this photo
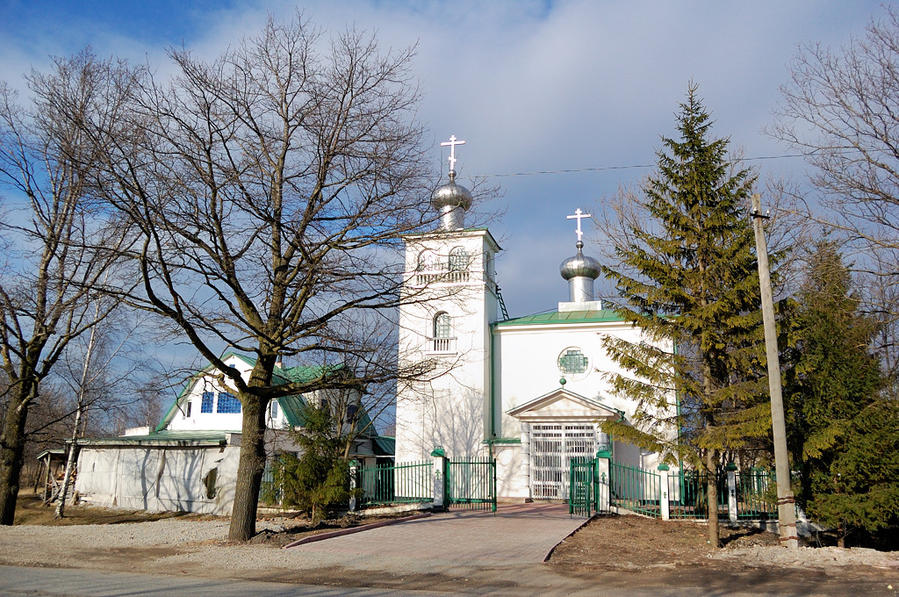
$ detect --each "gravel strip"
[711,546,899,569]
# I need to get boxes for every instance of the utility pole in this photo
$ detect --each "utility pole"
[750,193,798,549]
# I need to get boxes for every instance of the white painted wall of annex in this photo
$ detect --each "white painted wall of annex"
[491,321,676,498]
[395,231,499,462]
[75,442,241,515]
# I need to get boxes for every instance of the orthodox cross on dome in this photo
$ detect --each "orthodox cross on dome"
[440,134,466,173]
[566,208,592,242]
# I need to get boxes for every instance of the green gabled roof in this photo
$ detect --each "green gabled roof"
[78,430,229,447]
[277,394,308,427]
[155,353,361,432]
[372,436,395,456]
[493,309,629,328]
[155,376,201,432]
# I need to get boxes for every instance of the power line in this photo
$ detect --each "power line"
[474,152,812,179]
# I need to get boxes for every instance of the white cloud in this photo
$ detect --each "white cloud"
[0,0,885,314]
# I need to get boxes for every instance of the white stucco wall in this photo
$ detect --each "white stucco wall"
[491,318,676,498]
[75,440,241,515]
[395,230,499,462]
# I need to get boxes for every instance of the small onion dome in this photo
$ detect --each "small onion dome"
[560,241,601,280]
[431,170,473,212]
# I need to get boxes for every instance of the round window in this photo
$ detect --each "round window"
[558,347,589,376]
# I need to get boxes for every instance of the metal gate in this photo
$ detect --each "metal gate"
[447,458,496,512]
[569,458,595,517]
[531,423,598,499]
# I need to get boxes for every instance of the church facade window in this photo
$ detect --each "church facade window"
[448,247,467,270]
[447,246,470,282]
[432,311,453,352]
[558,348,588,375]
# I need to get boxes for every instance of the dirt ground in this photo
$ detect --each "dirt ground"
[548,514,898,595]
[549,514,780,569]
[16,493,408,547]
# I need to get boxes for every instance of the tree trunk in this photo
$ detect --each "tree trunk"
[56,314,98,519]
[227,393,267,541]
[0,384,32,525]
[54,408,83,518]
[705,448,720,547]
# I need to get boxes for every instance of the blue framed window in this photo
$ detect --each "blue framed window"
[201,391,214,413]
[217,392,241,414]
[270,400,279,419]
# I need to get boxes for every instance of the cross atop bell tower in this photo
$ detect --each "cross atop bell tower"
[440,134,466,174]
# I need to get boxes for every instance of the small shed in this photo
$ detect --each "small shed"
[35,448,68,503]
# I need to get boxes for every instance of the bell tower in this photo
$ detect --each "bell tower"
[394,135,501,461]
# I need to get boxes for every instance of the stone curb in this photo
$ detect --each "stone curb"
[282,512,432,549]
[542,513,596,562]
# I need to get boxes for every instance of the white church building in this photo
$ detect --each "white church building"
[395,137,675,501]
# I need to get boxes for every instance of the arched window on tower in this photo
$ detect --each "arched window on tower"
[415,249,442,286]
[432,311,454,353]
[447,247,470,282]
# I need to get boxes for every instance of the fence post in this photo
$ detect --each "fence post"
[657,463,670,520]
[595,448,611,512]
[726,462,738,523]
[349,460,359,512]
[430,447,447,510]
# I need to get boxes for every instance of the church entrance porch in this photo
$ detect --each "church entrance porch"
[530,423,598,500]
[506,388,621,502]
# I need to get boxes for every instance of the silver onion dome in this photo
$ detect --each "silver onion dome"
[560,241,601,279]
[560,241,601,302]
[431,170,473,231]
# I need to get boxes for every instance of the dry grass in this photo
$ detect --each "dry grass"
[13,492,207,526]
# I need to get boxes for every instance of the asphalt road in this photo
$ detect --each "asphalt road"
[0,565,446,597]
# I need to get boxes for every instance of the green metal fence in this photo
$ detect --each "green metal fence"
[609,461,661,517]
[359,460,432,506]
[735,469,776,519]
[447,458,496,512]
[668,470,723,519]
[670,469,734,519]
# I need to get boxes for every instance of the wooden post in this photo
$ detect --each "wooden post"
[41,454,51,503]
[750,194,798,549]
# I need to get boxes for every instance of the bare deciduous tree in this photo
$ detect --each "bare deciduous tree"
[64,17,449,541]
[773,6,899,374]
[0,55,132,525]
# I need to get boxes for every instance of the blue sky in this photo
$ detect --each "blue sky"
[0,0,886,318]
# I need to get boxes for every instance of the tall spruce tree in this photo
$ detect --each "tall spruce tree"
[602,85,767,546]
[785,242,897,547]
